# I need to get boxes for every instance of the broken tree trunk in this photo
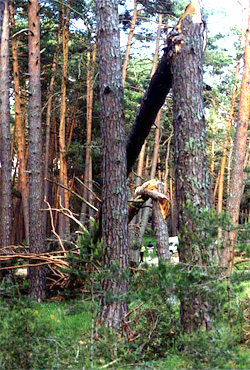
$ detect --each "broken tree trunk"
[126,27,176,175]
[130,179,170,261]
[95,26,181,241]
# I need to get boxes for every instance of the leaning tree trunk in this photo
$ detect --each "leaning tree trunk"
[221,3,250,271]
[0,0,12,247]
[96,0,129,329]
[126,20,172,175]
[28,0,46,301]
[171,13,212,332]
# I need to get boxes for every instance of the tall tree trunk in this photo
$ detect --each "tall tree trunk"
[96,0,129,328]
[0,0,12,247]
[138,112,161,242]
[58,0,70,237]
[122,0,137,86]
[44,22,61,235]
[220,4,250,270]
[172,13,212,332]
[210,95,216,205]
[28,0,46,301]
[10,0,29,244]
[135,141,146,187]
[169,167,177,236]
[0,0,6,45]
[80,43,97,225]
[129,140,146,261]
[217,62,240,214]
[133,141,146,234]
[153,182,170,260]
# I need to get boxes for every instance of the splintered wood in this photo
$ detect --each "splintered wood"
[135,179,170,219]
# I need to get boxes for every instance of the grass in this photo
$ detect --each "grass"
[0,258,249,370]
[143,234,157,257]
[0,296,93,369]
[0,293,249,370]
[34,300,92,338]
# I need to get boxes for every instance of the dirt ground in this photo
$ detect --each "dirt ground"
[144,253,179,265]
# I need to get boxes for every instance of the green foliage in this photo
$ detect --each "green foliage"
[89,261,249,369]
[0,255,249,370]
[178,328,250,370]
[237,222,250,257]
[0,294,93,369]
[65,220,103,293]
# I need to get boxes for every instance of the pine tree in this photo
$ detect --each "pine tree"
[96,0,129,328]
[0,0,12,248]
[28,0,46,301]
[171,9,212,332]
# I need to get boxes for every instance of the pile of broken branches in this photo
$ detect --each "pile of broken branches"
[0,244,81,290]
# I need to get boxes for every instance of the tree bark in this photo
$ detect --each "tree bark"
[152,181,170,261]
[10,0,29,244]
[138,14,163,242]
[0,0,12,247]
[169,167,177,236]
[0,0,6,45]
[172,14,212,332]
[126,18,172,176]
[129,180,170,260]
[96,0,129,328]
[58,0,70,237]
[122,0,138,86]
[139,111,161,242]
[220,3,250,270]
[210,95,216,205]
[80,43,97,225]
[217,61,240,214]
[28,0,46,301]
[44,21,61,235]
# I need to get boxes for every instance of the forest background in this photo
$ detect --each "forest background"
[0,0,249,368]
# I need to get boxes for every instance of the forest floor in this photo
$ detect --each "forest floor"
[1,247,249,369]
[144,253,179,265]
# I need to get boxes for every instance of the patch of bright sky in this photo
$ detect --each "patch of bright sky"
[204,0,248,54]
[118,0,249,56]
[71,0,249,58]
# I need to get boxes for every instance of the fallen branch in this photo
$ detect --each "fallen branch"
[45,177,98,212]
[75,177,102,203]
[44,199,66,256]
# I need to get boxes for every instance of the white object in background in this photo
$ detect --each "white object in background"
[169,236,179,254]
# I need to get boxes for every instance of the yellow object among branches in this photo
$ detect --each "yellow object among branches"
[135,179,170,219]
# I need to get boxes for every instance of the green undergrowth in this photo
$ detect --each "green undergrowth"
[0,263,249,370]
[143,235,157,257]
